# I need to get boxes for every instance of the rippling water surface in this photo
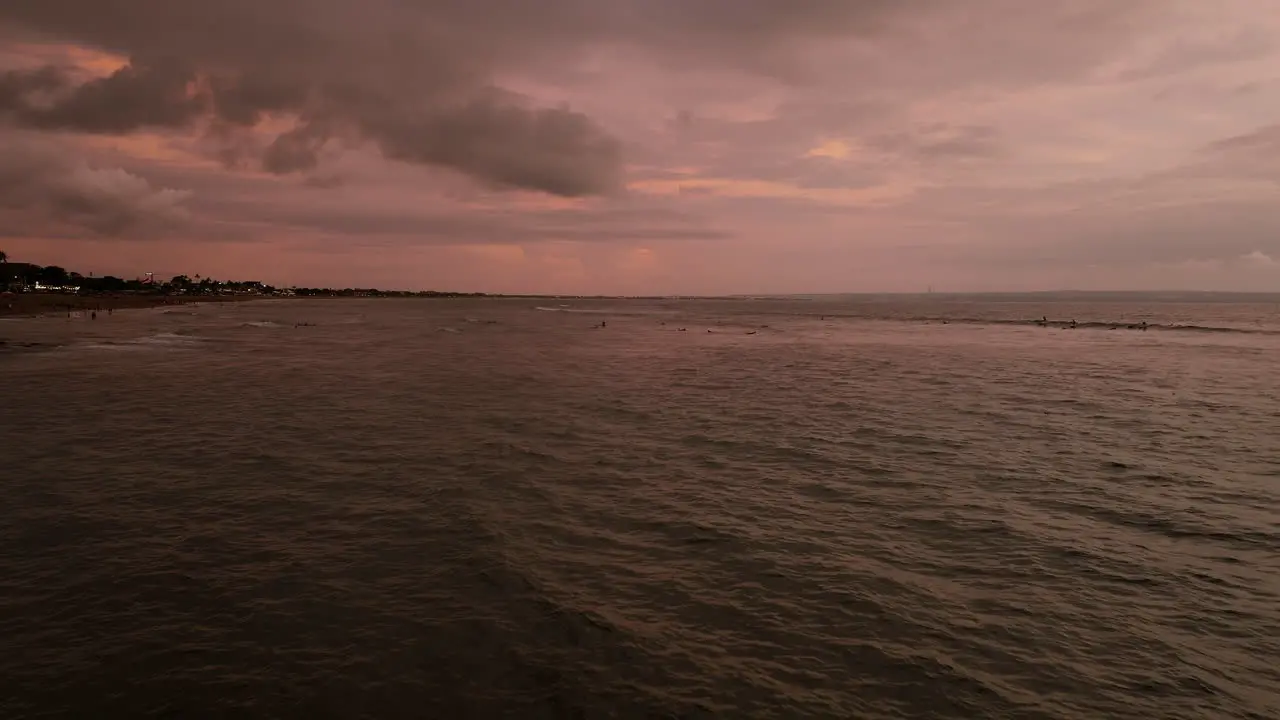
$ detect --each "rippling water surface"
[2,295,1278,719]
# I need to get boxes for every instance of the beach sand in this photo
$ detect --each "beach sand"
[0,292,265,318]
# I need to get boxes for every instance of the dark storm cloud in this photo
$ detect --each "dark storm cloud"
[0,1,607,195]
[362,91,623,197]
[0,64,68,108]
[206,75,312,128]
[0,138,191,238]
[0,57,624,196]
[0,0,942,197]
[261,123,330,174]
[0,0,1173,204]
[2,60,205,132]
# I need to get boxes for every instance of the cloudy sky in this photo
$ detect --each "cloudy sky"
[2,1,1278,294]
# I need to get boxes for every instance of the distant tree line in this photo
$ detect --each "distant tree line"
[166,275,274,294]
[0,253,483,297]
[1,262,86,288]
[0,260,273,295]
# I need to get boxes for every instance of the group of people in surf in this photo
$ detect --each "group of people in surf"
[1036,316,1148,331]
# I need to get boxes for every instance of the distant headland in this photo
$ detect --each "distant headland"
[0,251,498,318]
[0,252,687,319]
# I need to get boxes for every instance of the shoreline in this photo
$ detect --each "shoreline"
[0,293,268,319]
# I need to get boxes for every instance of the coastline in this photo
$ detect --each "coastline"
[0,293,267,319]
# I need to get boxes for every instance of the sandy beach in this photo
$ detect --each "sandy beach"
[0,292,265,318]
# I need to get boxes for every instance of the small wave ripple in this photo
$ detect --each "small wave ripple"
[1,296,1276,719]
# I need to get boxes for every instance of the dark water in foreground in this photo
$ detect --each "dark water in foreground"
[2,295,1278,719]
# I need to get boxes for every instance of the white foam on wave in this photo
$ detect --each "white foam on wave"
[138,332,198,345]
[534,306,611,314]
[76,332,202,352]
[533,305,677,317]
[242,321,281,328]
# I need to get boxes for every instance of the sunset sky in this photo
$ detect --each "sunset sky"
[2,1,1278,294]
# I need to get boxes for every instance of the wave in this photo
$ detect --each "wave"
[138,332,200,345]
[241,321,281,328]
[0,339,55,353]
[901,316,1280,336]
[533,305,678,317]
[6,296,1276,719]
[534,305,616,316]
[1157,323,1279,335]
[77,332,202,351]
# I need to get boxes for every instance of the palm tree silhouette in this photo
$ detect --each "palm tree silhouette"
[0,250,8,264]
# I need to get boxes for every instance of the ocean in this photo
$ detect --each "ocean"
[1,294,1277,719]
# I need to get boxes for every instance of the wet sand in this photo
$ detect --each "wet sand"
[0,293,265,318]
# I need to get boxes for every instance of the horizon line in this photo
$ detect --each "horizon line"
[4,260,1277,298]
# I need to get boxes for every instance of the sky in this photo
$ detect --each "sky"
[1,0,1279,295]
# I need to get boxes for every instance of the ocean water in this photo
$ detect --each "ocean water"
[1,294,1278,719]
